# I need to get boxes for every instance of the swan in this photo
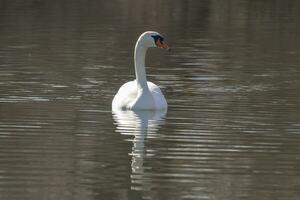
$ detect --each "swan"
[112,31,170,110]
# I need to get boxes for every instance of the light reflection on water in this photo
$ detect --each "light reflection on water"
[113,110,166,191]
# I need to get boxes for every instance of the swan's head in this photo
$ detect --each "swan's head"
[138,31,170,51]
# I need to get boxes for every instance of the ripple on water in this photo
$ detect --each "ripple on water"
[0,1,300,199]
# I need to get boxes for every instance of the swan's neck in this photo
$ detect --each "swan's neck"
[134,41,149,91]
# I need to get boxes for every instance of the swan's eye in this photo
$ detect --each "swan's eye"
[151,35,164,43]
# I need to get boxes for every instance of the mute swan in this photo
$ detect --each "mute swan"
[112,31,170,110]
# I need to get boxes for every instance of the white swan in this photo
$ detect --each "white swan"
[112,31,170,111]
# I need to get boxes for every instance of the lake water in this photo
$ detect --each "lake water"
[0,0,300,199]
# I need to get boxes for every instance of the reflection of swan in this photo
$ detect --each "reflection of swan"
[112,109,166,178]
[112,31,170,110]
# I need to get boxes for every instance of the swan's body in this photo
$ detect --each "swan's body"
[112,80,167,110]
[112,31,169,110]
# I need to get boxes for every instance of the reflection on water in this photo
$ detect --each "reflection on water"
[0,0,300,200]
[113,110,166,191]
[114,107,300,200]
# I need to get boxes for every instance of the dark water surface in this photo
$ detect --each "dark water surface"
[0,0,300,199]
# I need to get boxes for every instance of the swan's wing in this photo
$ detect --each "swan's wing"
[112,81,137,110]
[147,81,168,109]
[112,81,167,110]
[147,81,164,94]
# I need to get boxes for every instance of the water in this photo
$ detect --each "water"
[0,0,300,199]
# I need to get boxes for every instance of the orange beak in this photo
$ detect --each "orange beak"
[156,40,170,51]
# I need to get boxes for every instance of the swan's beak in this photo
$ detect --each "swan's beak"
[156,40,171,51]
